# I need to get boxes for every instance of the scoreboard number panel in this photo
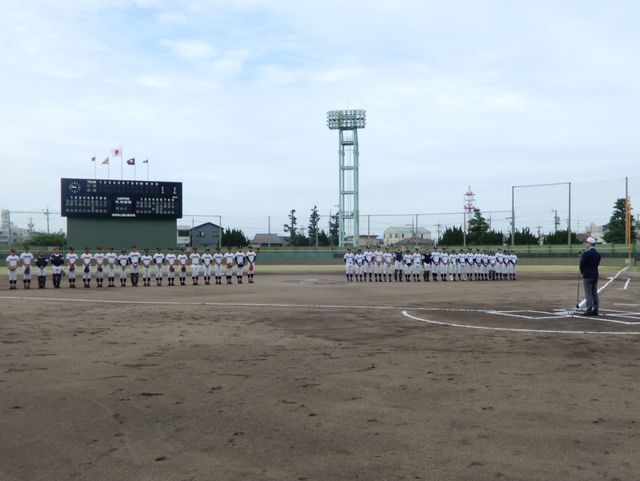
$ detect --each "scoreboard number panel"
[61,178,182,219]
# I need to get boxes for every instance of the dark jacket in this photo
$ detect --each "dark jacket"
[579,247,601,279]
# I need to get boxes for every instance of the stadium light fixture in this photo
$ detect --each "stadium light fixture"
[327,109,366,248]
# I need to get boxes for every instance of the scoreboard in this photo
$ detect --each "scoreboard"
[61,178,182,219]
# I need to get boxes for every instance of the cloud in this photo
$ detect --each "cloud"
[160,38,217,60]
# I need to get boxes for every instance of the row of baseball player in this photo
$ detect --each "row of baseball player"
[343,246,518,282]
[4,246,257,289]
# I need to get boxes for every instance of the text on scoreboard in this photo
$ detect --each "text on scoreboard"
[61,178,183,219]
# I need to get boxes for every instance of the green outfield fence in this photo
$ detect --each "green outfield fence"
[2,244,637,266]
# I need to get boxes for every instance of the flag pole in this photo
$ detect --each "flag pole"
[93,158,96,179]
[146,159,149,181]
[120,147,123,180]
[134,161,137,181]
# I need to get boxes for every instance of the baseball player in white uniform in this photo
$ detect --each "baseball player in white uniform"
[177,248,189,286]
[94,247,106,287]
[402,249,413,282]
[235,247,246,284]
[153,247,165,286]
[372,248,383,282]
[117,249,129,286]
[66,247,79,288]
[20,247,34,289]
[343,247,354,282]
[246,248,257,284]
[6,249,19,289]
[213,247,224,285]
[224,248,235,284]
[201,248,213,285]
[449,250,459,281]
[363,247,374,282]
[189,247,201,285]
[105,247,117,287]
[430,248,440,281]
[440,248,449,281]
[141,248,153,287]
[354,249,365,282]
[80,247,93,288]
[412,247,422,282]
[165,247,177,286]
[382,247,393,282]
[128,246,142,287]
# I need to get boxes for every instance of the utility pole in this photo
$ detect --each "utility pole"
[45,207,50,233]
[436,222,442,243]
[553,210,560,232]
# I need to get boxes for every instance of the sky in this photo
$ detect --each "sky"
[0,0,638,238]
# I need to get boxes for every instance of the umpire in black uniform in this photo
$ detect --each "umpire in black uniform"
[579,236,601,316]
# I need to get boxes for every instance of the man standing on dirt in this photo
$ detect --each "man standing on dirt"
[580,236,601,316]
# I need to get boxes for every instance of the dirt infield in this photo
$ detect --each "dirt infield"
[1,270,639,481]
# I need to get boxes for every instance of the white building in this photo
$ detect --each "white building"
[383,226,432,245]
[0,209,32,246]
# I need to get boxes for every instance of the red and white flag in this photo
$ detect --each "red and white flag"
[111,147,122,157]
[126,158,135,165]
[102,157,110,165]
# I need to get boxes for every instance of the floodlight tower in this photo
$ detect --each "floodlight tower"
[327,109,366,248]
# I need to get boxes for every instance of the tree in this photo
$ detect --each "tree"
[283,209,298,244]
[439,226,464,245]
[467,209,490,243]
[514,227,538,245]
[308,205,321,246]
[329,212,339,246]
[544,229,579,245]
[317,229,330,246]
[603,198,636,243]
[221,228,248,247]
[23,231,66,247]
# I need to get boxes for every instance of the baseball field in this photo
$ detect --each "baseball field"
[1,267,639,481]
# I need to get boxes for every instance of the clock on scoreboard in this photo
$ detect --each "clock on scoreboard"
[61,178,183,219]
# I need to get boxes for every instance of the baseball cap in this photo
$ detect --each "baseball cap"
[585,236,597,245]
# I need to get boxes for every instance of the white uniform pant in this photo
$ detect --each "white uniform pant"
[355,264,363,275]
[345,263,353,275]
[394,260,402,271]
[215,264,223,277]
[82,266,91,280]
[440,263,448,275]
[384,263,392,274]
[203,264,212,278]
[167,266,176,279]
[107,265,116,278]
[96,266,104,279]
[423,262,431,273]
[8,269,17,282]
[23,267,32,280]
[155,265,164,279]
[52,265,63,276]
[460,263,466,274]
[236,265,244,277]
[179,266,187,279]
[119,266,127,279]
[412,263,420,275]
[37,267,46,277]
[404,263,412,275]
[191,265,200,277]
[248,263,255,275]
[226,264,234,277]
[68,267,77,280]
[143,266,151,279]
